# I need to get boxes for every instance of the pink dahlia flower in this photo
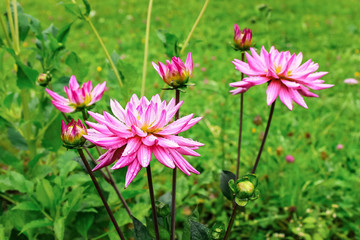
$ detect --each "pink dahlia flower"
[152,52,193,89]
[233,24,252,51]
[46,75,106,113]
[230,46,334,110]
[84,94,203,188]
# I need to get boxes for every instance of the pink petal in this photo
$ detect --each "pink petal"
[69,75,79,90]
[152,146,175,168]
[279,86,293,110]
[51,100,75,113]
[156,114,194,135]
[137,145,152,167]
[122,137,141,156]
[45,88,69,104]
[142,135,158,146]
[288,88,308,109]
[157,138,179,148]
[180,117,202,132]
[176,146,200,157]
[124,161,142,188]
[266,80,281,105]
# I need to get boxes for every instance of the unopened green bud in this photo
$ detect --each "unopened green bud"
[37,72,52,87]
[237,180,254,198]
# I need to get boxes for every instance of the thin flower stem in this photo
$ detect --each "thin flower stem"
[83,147,133,217]
[251,101,276,174]
[223,205,239,240]
[84,16,123,88]
[83,147,111,183]
[141,0,154,96]
[0,10,12,47]
[77,149,125,240]
[170,89,180,240]
[235,52,245,181]
[11,0,20,54]
[81,109,133,217]
[5,0,16,50]
[180,0,210,55]
[160,0,210,99]
[146,165,160,240]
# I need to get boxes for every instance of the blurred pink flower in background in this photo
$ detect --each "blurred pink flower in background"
[233,24,252,51]
[336,144,344,150]
[84,94,203,187]
[285,155,294,163]
[344,78,358,85]
[230,46,334,110]
[46,75,106,113]
[152,52,193,89]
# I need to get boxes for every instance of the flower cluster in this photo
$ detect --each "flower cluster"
[152,52,193,89]
[61,119,87,148]
[46,75,106,113]
[84,94,203,188]
[230,46,334,110]
[233,24,252,51]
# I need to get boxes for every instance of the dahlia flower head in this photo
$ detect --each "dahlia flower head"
[233,24,252,51]
[46,75,106,113]
[84,94,203,188]
[230,46,334,110]
[61,119,87,148]
[152,52,193,89]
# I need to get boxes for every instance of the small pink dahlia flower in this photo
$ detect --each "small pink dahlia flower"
[84,94,203,188]
[46,75,106,113]
[152,52,193,89]
[233,24,252,51]
[230,46,334,110]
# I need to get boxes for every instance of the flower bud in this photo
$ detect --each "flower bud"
[37,72,52,87]
[237,180,254,198]
[233,24,252,51]
[152,52,193,90]
[61,119,87,148]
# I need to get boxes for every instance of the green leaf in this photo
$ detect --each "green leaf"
[62,3,83,19]
[0,171,34,193]
[41,113,62,152]
[56,23,72,44]
[220,170,235,201]
[19,219,52,235]
[35,179,54,209]
[7,127,28,150]
[16,61,38,89]
[156,30,179,57]
[0,146,22,171]
[75,213,94,239]
[210,222,225,240]
[189,219,210,240]
[12,201,41,211]
[65,51,88,79]
[18,13,30,41]
[132,216,152,240]
[54,217,65,240]
[82,0,91,16]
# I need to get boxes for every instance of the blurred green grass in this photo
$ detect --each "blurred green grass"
[1,0,360,239]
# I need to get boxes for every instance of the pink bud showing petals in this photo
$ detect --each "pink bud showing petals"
[152,52,193,89]
[233,24,253,51]
[46,75,106,113]
[285,155,295,163]
[85,94,204,188]
[61,119,87,148]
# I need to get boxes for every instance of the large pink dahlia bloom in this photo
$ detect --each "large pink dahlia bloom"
[84,94,203,188]
[230,46,334,110]
[46,75,106,113]
[152,52,193,88]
